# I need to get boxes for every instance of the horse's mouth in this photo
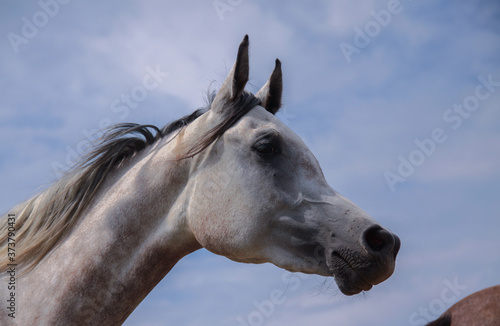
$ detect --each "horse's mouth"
[329,251,374,295]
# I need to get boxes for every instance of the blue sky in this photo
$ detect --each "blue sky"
[1,1,499,325]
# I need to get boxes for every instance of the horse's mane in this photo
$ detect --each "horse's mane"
[0,91,261,272]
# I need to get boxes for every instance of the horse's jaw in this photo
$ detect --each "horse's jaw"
[255,191,401,296]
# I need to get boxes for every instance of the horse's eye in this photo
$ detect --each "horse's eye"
[255,143,275,156]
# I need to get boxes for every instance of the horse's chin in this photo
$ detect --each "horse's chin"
[334,274,373,296]
[329,252,374,296]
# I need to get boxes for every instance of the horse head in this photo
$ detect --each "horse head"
[184,35,400,295]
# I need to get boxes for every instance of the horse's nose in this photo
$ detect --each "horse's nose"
[362,225,400,259]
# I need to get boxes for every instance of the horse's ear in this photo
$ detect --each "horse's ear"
[256,59,282,115]
[211,35,249,114]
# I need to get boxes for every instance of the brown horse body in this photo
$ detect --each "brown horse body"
[427,285,500,326]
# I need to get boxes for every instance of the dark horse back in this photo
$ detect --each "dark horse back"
[426,315,451,326]
[425,284,500,326]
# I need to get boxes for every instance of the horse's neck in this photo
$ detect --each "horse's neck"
[18,137,202,325]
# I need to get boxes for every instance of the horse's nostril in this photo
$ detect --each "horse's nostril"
[392,234,401,258]
[363,225,397,255]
